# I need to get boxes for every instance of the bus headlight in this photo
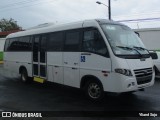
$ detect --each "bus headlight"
[115,68,133,76]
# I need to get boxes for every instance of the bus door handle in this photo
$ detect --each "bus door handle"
[64,62,68,64]
[72,67,78,70]
[54,65,59,68]
[74,63,78,65]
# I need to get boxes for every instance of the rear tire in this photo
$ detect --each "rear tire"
[20,68,31,83]
[84,80,104,101]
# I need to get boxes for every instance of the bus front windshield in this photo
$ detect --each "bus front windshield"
[101,24,149,57]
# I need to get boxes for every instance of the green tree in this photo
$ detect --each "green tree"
[0,18,22,32]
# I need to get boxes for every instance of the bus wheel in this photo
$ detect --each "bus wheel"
[85,80,104,101]
[20,68,29,83]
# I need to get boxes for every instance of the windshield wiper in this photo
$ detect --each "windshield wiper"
[116,46,133,50]
[133,46,146,50]
[116,46,143,57]
[133,46,149,54]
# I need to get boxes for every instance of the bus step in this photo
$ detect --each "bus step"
[33,77,45,83]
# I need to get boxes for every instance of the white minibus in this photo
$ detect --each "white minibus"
[4,19,155,101]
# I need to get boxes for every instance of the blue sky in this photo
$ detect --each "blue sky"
[0,0,160,29]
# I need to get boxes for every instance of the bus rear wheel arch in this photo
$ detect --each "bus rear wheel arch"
[81,76,104,101]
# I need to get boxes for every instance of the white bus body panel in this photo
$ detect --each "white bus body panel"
[47,52,63,84]
[63,52,80,88]
[4,52,32,77]
[80,52,112,88]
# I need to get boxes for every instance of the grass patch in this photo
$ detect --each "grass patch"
[0,52,3,61]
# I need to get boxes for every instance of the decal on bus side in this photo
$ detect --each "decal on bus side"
[81,56,86,62]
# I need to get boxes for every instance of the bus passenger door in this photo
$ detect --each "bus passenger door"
[47,32,64,84]
[63,30,81,88]
[32,36,39,77]
[32,35,47,80]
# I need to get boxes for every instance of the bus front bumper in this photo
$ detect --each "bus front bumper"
[103,73,155,93]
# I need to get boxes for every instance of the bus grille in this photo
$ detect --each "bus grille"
[134,68,152,85]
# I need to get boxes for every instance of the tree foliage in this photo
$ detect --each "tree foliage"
[0,18,22,32]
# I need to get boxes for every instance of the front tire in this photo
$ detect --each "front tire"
[84,80,104,101]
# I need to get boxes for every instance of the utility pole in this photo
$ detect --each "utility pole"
[108,0,111,20]
[96,0,111,20]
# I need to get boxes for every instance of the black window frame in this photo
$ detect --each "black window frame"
[82,27,110,58]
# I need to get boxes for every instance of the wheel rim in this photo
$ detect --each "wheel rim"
[88,83,101,99]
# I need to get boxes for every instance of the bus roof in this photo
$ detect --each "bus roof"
[6,19,124,39]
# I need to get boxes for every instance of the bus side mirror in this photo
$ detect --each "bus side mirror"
[135,32,140,37]
[149,51,158,59]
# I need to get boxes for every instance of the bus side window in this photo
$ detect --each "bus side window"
[33,36,40,62]
[48,32,63,51]
[8,38,19,51]
[64,30,80,52]
[82,29,109,57]
[19,36,30,51]
[40,35,47,63]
